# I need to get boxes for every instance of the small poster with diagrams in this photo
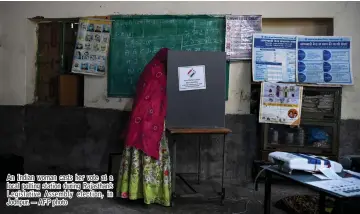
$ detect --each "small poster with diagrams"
[71,18,111,76]
[259,82,303,126]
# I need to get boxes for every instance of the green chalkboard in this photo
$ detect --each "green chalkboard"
[225,62,229,100]
[107,15,228,99]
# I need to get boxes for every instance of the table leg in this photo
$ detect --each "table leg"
[339,200,345,214]
[107,154,112,176]
[171,136,177,206]
[264,171,272,214]
[319,193,326,214]
[197,135,201,184]
[221,134,226,205]
[333,199,345,214]
[340,200,346,214]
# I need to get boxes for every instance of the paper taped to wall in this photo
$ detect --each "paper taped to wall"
[225,15,262,60]
[297,36,353,85]
[71,18,112,76]
[252,34,297,82]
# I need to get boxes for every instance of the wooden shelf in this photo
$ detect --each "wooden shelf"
[260,86,341,160]
[264,143,331,150]
[166,127,231,135]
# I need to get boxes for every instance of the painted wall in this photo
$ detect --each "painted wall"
[0,2,359,118]
[0,25,3,102]
[0,6,4,103]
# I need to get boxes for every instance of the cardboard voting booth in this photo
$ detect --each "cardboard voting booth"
[166,50,227,128]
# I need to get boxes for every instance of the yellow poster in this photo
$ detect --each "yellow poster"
[71,18,111,76]
[259,82,303,126]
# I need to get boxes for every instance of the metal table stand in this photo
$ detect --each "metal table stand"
[166,127,231,206]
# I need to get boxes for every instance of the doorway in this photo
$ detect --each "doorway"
[35,19,84,106]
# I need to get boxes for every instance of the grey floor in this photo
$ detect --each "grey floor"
[1,179,315,214]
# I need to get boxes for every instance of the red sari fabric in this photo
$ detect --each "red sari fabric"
[124,48,168,160]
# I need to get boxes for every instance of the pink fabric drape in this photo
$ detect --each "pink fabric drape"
[124,48,168,160]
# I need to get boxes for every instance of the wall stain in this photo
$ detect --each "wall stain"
[103,94,110,103]
[240,90,251,101]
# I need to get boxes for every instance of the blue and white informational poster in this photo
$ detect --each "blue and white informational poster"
[252,34,297,82]
[297,36,353,85]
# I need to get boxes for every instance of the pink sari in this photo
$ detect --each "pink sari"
[124,48,168,160]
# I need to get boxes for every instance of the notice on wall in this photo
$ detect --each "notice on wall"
[259,82,303,126]
[178,65,206,91]
[297,36,353,85]
[225,15,262,60]
[252,34,297,82]
[71,18,111,76]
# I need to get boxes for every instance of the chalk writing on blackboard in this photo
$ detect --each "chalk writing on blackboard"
[107,15,225,97]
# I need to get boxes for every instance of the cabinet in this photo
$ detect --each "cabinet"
[260,86,342,160]
[58,74,83,106]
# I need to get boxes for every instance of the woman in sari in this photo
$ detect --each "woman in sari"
[116,48,171,206]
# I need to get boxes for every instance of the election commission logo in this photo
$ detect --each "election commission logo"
[187,68,196,78]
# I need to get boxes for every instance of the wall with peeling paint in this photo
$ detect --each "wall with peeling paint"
[0,2,359,118]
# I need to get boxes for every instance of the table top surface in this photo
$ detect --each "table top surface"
[166,127,232,134]
[261,165,360,199]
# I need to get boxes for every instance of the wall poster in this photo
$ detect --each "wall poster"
[71,18,112,76]
[178,65,206,91]
[259,82,303,126]
[225,15,262,60]
[252,34,297,82]
[297,36,353,85]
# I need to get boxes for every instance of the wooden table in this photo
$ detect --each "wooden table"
[166,127,231,206]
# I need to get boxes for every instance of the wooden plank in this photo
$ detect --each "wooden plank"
[178,193,204,198]
[58,74,79,106]
[166,127,231,135]
[86,16,111,20]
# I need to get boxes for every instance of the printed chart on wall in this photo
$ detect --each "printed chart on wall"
[259,82,303,126]
[252,34,297,82]
[178,65,206,91]
[71,18,111,76]
[297,36,353,85]
[225,15,262,60]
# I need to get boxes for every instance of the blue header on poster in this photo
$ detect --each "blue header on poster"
[254,35,297,49]
[298,41,350,50]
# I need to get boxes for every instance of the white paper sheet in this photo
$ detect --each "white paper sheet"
[178,65,206,91]
[312,174,330,180]
[319,168,342,180]
[225,15,262,60]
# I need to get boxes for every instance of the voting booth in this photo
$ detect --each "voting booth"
[166,50,230,205]
[166,50,227,128]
